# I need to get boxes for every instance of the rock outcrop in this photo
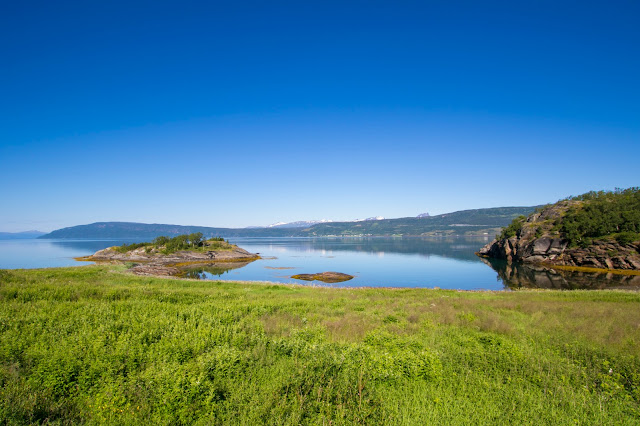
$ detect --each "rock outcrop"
[477,202,640,270]
[291,272,354,283]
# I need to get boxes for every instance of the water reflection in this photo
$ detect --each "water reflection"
[5,237,637,290]
[221,237,501,289]
[481,258,640,290]
[0,238,144,269]
[231,237,492,263]
[48,239,144,252]
[180,262,254,280]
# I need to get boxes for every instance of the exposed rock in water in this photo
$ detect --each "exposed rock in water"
[291,272,354,283]
[477,201,640,271]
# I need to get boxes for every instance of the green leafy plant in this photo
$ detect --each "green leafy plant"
[614,232,640,245]
[561,187,640,247]
[114,234,230,255]
[498,216,526,240]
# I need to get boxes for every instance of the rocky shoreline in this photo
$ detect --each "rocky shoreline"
[478,237,640,270]
[476,201,640,271]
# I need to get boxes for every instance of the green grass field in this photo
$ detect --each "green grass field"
[1,265,639,424]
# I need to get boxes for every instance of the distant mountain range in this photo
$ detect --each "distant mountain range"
[355,216,385,222]
[39,206,536,240]
[264,219,334,229]
[257,217,386,228]
[0,230,46,240]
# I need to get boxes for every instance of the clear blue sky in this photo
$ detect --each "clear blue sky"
[1,0,638,232]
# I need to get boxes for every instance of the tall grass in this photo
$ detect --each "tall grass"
[1,266,639,424]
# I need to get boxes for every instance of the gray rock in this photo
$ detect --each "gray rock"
[533,238,552,255]
[612,257,630,269]
[547,239,567,254]
[628,258,640,269]
[581,257,604,268]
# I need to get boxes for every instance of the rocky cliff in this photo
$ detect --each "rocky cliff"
[477,201,640,270]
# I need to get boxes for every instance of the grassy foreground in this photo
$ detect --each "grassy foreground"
[1,266,639,424]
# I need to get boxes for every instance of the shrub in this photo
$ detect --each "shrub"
[614,232,640,245]
[115,234,229,254]
[498,216,526,240]
[113,242,147,253]
[561,187,640,247]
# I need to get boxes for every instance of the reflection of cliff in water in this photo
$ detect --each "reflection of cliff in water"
[481,258,640,290]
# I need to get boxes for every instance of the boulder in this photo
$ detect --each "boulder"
[547,239,567,254]
[532,238,552,255]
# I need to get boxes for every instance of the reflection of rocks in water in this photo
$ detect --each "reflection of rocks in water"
[179,262,253,280]
[129,264,181,276]
[481,258,640,290]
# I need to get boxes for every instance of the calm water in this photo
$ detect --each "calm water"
[0,239,142,269]
[1,237,637,290]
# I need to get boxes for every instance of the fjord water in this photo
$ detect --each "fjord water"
[1,237,637,290]
[208,237,501,290]
[0,239,142,269]
[0,237,500,289]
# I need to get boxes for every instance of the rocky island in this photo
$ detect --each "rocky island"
[477,188,640,271]
[291,272,354,283]
[80,233,260,276]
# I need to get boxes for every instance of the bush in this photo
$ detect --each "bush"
[561,187,640,247]
[116,234,229,254]
[113,242,147,253]
[614,232,640,245]
[498,216,526,240]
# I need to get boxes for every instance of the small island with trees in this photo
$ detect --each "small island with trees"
[80,233,260,276]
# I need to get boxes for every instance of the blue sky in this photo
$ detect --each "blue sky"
[1,1,639,232]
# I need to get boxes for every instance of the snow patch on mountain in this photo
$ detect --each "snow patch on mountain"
[267,219,334,228]
[250,216,390,228]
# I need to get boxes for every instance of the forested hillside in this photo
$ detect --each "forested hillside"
[40,207,535,239]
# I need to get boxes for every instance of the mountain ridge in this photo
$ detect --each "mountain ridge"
[39,206,536,240]
[0,231,46,240]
